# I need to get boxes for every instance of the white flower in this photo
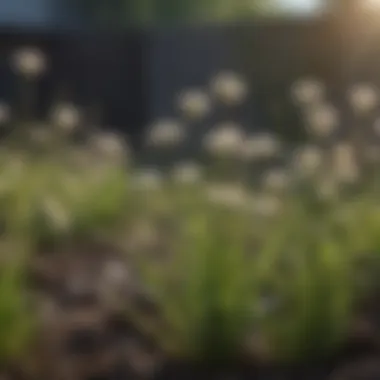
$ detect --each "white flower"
[42,197,71,232]
[293,145,324,176]
[349,84,378,113]
[205,183,247,209]
[332,142,356,165]
[317,175,339,201]
[146,119,185,147]
[89,132,128,161]
[171,162,202,184]
[291,78,325,105]
[262,169,290,192]
[305,103,339,138]
[50,103,81,132]
[210,71,248,105]
[331,142,359,184]
[203,122,245,157]
[0,103,10,125]
[177,89,211,120]
[251,194,281,217]
[132,169,163,191]
[11,47,47,78]
[241,133,280,160]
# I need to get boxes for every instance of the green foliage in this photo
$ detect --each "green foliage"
[258,203,354,362]
[0,148,130,250]
[0,254,34,366]
[70,0,274,27]
[120,135,380,365]
[115,74,380,365]
[124,181,358,364]
[4,49,380,369]
[129,199,259,361]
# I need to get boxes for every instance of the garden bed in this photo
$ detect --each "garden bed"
[2,48,380,380]
[7,239,380,380]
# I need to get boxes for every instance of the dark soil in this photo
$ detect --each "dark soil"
[10,241,380,380]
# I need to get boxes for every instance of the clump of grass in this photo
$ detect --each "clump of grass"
[0,240,35,368]
[124,177,356,365]
[3,146,131,250]
[0,47,133,250]
[3,47,380,369]
[257,202,354,363]
[127,197,262,363]
[118,73,380,366]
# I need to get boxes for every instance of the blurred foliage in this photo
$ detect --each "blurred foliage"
[0,251,34,367]
[69,0,277,27]
[3,44,380,368]
[0,147,131,251]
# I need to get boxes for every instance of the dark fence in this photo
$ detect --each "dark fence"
[0,15,375,149]
[0,27,147,148]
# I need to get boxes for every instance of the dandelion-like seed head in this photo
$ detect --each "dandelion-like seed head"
[42,197,71,232]
[291,78,325,105]
[349,83,379,113]
[262,168,290,192]
[146,119,185,148]
[251,194,282,217]
[50,103,81,132]
[332,142,356,164]
[316,175,339,201]
[89,132,128,162]
[305,103,339,138]
[293,145,324,176]
[132,168,163,191]
[241,133,280,161]
[210,71,248,106]
[11,47,47,79]
[203,122,245,157]
[331,142,359,184]
[205,183,247,209]
[171,161,202,185]
[177,89,211,120]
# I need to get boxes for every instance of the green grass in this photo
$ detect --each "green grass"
[0,69,380,368]
[0,241,34,366]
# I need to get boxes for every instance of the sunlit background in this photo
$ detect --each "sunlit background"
[0,0,335,26]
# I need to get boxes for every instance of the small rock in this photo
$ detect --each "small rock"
[329,357,380,380]
[102,260,130,287]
